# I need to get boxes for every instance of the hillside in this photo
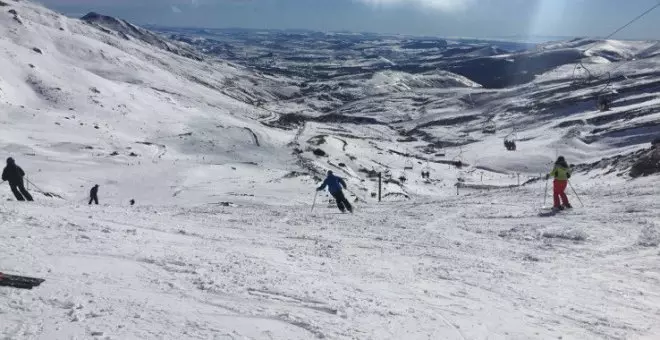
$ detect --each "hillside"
[0,1,306,206]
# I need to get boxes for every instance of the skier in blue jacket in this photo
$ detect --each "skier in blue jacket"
[317,170,353,213]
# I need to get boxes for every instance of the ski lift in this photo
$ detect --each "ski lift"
[503,131,518,151]
[482,121,496,134]
[404,158,414,170]
[571,61,593,86]
[457,170,466,183]
[421,170,431,180]
[420,160,432,179]
[447,146,465,169]
[450,157,464,169]
[597,94,611,112]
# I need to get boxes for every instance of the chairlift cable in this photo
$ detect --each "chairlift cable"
[572,1,660,92]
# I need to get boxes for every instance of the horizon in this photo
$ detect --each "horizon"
[150,24,660,43]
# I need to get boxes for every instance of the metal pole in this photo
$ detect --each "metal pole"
[543,179,549,207]
[568,181,584,207]
[378,172,382,202]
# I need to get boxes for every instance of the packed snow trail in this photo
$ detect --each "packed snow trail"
[1,178,659,339]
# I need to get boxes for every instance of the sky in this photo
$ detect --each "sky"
[35,0,660,40]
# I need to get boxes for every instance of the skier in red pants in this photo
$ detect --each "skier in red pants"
[546,156,572,211]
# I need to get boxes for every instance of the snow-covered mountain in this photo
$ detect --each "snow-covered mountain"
[0,0,308,206]
[1,1,659,339]
[80,12,204,62]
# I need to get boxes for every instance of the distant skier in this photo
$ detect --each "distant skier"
[89,184,99,205]
[547,156,572,211]
[317,170,352,213]
[1,157,33,202]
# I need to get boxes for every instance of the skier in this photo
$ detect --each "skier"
[89,184,99,205]
[317,170,352,213]
[1,157,33,202]
[546,156,572,211]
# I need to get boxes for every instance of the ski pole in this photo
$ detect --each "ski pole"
[311,190,318,212]
[568,181,584,207]
[25,179,39,191]
[25,179,54,198]
[25,179,46,194]
[543,178,548,207]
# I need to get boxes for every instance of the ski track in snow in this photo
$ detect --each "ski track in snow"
[1,179,659,340]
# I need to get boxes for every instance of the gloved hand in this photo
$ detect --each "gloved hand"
[545,174,550,180]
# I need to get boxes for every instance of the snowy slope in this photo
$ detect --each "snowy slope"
[2,175,660,339]
[0,0,309,206]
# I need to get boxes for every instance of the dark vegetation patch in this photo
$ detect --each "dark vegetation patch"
[273,113,385,129]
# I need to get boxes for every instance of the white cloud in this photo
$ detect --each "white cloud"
[357,0,475,12]
[171,5,183,13]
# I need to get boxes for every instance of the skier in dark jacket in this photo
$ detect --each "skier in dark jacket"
[317,170,352,213]
[1,157,33,201]
[89,184,99,205]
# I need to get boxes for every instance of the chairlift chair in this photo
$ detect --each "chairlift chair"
[404,158,414,171]
[597,95,611,112]
[451,157,464,169]
[482,121,497,134]
[503,131,518,151]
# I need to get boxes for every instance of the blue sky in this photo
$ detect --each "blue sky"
[36,0,660,39]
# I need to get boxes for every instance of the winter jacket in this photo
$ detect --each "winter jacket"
[549,162,571,181]
[317,174,347,194]
[2,164,25,183]
[90,186,99,197]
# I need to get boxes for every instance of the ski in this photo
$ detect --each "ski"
[0,272,45,290]
[538,207,574,217]
[538,209,559,217]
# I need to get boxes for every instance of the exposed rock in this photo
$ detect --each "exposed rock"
[630,144,660,178]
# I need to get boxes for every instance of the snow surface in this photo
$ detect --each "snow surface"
[2,178,660,339]
[1,1,660,339]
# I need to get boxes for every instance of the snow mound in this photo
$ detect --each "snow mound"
[637,221,660,247]
[368,70,481,92]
